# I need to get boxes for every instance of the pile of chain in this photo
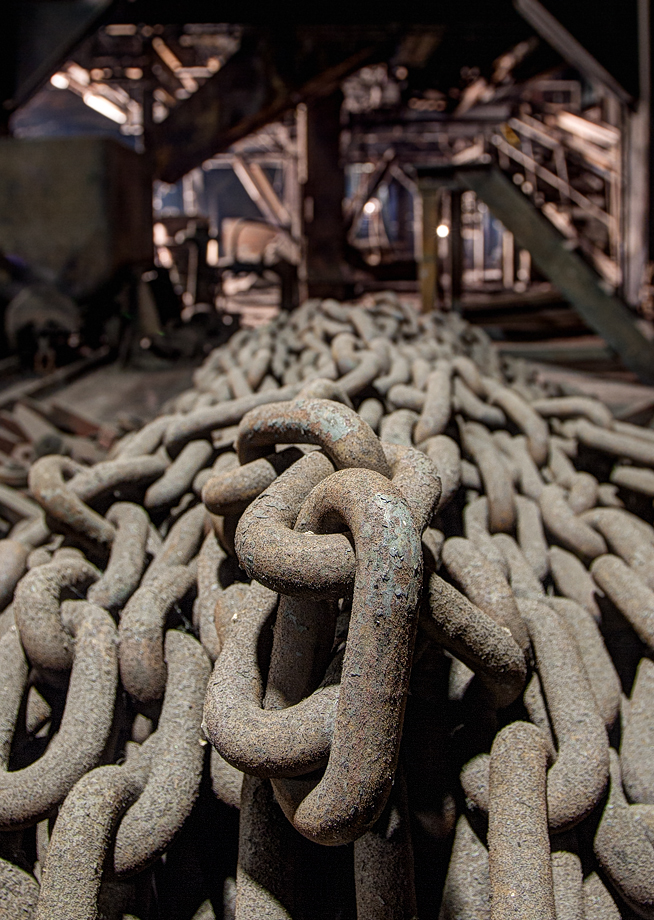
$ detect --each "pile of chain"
[2,293,654,918]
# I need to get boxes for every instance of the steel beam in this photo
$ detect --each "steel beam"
[450,188,463,312]
[150,35,380,184]
[2,0,115,116]
[514,0,633,104]
[460,166,654,384]
[418,187,440,313]
[303,90,349,300]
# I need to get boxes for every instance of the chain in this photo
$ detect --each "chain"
[1,294,654,917]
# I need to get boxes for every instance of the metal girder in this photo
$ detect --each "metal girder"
[104,1,520,25]
[245,161,292,228]
[303,90,349,300]
[459,166,654,384]
[150,34,382,184]
[231,156,285,228]
[514,0,633,103]
[344,148,396,236]
[419,186,440,313]
[2,0,115,116]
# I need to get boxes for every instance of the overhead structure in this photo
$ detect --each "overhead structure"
[1,0,115,131]
[149,32,389,184]
[1,0,652,379]
[514,0,634,103]
[417,164,654,384]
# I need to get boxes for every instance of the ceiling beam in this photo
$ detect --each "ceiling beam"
[149,34,384,184]
[3,0,116,115]
[514,0,633,103]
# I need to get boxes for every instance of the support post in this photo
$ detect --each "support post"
[460,166,654,383]
[419,186,439,312]
[303,89,348,300]
[502,230,515,290]
[450,189,463,312]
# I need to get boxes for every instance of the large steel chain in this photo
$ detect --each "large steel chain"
[2,293,654,917]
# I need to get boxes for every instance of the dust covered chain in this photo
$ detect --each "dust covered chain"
[1,296,654,918]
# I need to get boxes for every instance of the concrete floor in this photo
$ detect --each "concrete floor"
[53,352,654,431]
[53,360,196,426]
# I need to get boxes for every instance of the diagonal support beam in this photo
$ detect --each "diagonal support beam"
[245,161,292,228]
[4,0,115,114]
[344,148,396,235]
[514,0,633,104]
[150,35,381,184]
[231,156,284,227]
[459,166,654,384]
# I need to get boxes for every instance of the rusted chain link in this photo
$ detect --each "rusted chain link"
[487,721,555,920]
[0,601,117,830]
[2,293,654,917]
[13,553,100,672]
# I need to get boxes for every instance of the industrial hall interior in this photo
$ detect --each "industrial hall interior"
[2,1,654,918]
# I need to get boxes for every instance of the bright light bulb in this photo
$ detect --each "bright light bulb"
[153,223,168,246]
[68,64,90,86]
[436,224,450,238]
[363,200,377,215]
[206,239,219,266]
[156,247,173,269]
[50,73,69,89]
[83,93,127,124]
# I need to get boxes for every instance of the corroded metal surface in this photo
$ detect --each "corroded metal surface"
[1,294,654,917]
[270,469,422,845]
[488,721,555,920]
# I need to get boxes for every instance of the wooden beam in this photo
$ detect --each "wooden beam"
[150,36,286,184]
[459,166,654,384]
[622,0,650,302]
[0,347,112,410]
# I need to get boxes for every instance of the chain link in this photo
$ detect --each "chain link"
[1,294,654,916]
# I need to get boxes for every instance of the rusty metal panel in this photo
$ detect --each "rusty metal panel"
[0,136,152,299]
